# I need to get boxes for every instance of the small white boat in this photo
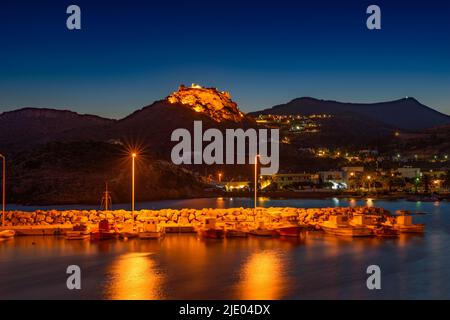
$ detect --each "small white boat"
[119,222,139,239]
[248,221,277,237]
[139,231,163,239]
[139,220,165,240]
[65,232,90,240]
[320,216,373,237]
[0,230,15,239]
[65,225,90,240]
[386,212,425,234]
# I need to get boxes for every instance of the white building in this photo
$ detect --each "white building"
[397,167,421,179]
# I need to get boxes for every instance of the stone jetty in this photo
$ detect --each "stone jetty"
[2,206,390,228]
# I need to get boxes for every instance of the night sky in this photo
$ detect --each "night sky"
[0,0,449,119]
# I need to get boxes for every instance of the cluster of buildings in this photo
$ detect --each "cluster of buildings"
[256,114,330,134]
[217,166,450,193]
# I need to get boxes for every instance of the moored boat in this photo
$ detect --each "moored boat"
[275,225,303,237]
[319,216,373,237]
[373,226,399,238]
[91,219,119,240]
[65,224,90,240]
[225,223,248,238]
[0,230,15,239]
[138,220,165,239]
[386,211,425,234]
[119,222,139,239]
[274,214,304,237]
[197,218,224,239]
[249,221,277,237]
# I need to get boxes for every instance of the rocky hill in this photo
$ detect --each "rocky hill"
[167,84,245,122]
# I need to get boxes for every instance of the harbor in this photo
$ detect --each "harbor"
[1,198,447,299]
[0,203,425,240]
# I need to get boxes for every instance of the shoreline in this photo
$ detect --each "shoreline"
[7,192,448,209]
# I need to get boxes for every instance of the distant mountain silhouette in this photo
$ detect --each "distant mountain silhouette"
[249,97,450,131]
[0,108,114,152]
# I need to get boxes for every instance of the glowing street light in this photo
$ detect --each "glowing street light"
[0,154,5,227]
[218,172,222,183]
[131,153,137,218]
[254,154,260,214]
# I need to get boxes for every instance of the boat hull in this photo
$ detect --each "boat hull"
[249,229,277,237]
[394,224,425,233]
[198,228,225,239]
[276,226,302,237]
[120,232,139,239]
[65,230,90,240]
[226,230,248,238]
[138,231,163,239]
[0,230,15,239]
[321,225,373,237]
[90,232,118,240]
[66,234,90,240]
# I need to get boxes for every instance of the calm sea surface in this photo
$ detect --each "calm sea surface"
[1,198,450,299]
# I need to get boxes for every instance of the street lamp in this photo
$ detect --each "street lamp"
[254,154,260,214]
[131,153,137,218]
[218,172,222,183]
[367,175,372,191]
[0,154,5,227]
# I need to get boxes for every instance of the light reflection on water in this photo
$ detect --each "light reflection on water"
[105,252,164,300]
[235,250,288,300]
[1,198,450,299]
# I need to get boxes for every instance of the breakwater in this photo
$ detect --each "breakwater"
[2,206,390,227]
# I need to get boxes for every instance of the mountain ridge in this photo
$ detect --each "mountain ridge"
[250,97,450,131]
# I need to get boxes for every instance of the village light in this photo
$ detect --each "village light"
[218,172,222,183]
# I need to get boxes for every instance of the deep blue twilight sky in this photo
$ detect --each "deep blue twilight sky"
[0,0,449,119]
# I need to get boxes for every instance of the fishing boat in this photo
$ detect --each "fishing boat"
[349,214,379,229]
[119,222,139,239]
[138,220,165,239]
[373,225,399,238]
[319,215,373,237]
[65,224,90,240]
[225,223,248,238]
[249,221,277,237]
[0,230,15,240]
[274,214,304,237]
[91,219,119,240]
[197,218,225,239]
[388,211,425,233]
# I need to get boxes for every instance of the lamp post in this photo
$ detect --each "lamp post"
[254,154,260,214]
[131,153,136,219]
[218,172,222,183]
[367,175,372,191]
[0,154,5,227]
